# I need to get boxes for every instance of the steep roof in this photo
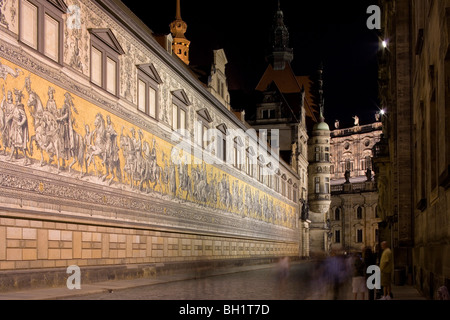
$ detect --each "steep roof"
[255,63,318,122]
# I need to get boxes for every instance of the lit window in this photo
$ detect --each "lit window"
[20,0,65,63]
[44,14,59,61]
[137,64,162,119]
[106,57,117,95]
[91,46,103,87]
[20,0,38,49]
[89,29,124,96]
[315,177,320,193]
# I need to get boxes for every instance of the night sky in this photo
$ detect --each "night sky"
[120,0,381,129]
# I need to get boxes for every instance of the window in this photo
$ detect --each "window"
[335,230,341,243]
[287,185,292,201]
[195,108,212,149]
[19,0,65,63]
[216,124,228,162]
[274,175,280,192]
[246,154,252,176]
[106,57,117,94]
[267,173,272,188]
[20,0,38,49]
[357,229,363,243]
[262,109,275,119]
[258,164,264,183]
[89,29,124,96]
[171,90,191,135]
[325,177,330,194]
[233,145,241,169]
[137,64,161,119]
[315,177,320,193]
[44,14,59,61]
[315,147,320,162]
[91,47,103,87]
[335,208,340,221]
[233,137,243,169]
[281,180,286,196]
[195,121,209,149]
[357,206,363,219]
[172,104,186,132]
[293,188,297,203]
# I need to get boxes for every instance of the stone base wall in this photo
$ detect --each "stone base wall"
[0,212,298,271]
[0,211,299,291]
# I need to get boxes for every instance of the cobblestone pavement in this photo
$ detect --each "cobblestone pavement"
[62,260,353,300]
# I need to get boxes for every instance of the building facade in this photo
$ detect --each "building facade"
[0,0,306,289]
[329,121,382,254]
[376,0,450,298]
[246,3,331,258]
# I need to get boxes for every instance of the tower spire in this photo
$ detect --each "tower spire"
[266,0,293,70]
[175,0,181,20]
[170,0,190,65]
[317,62,325,122]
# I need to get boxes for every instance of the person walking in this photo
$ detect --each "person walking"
[352,253,366,300]
[379,241,393,300]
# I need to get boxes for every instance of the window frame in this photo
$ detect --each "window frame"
[19,0,65,64]
[89,29,124,97]
[137,64,161,120]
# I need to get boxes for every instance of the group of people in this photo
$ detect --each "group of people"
[351,241,393,300]
[312,241,394,300]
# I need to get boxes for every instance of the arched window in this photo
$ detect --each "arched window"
[357,206,363,219]
[335,207,340,221]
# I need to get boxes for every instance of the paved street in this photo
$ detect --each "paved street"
[61,260,354,300]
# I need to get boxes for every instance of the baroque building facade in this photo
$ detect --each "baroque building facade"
[0,0,310,289]
[375,0,450,298]
[329,120,382,254]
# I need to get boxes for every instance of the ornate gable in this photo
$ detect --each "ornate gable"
[197,108,213,123]
[88,28,125,55]
[171,89,191,106]
[138,63,162,84]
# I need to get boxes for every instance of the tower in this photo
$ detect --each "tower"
[307,63,332,257]
[170,0,190,65]
[266,1,293,70]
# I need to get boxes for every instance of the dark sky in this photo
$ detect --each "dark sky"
[120,0,381,129]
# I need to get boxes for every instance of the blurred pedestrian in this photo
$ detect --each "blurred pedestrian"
[326,250,348,300]
[379,241,393,300]
[275,256,290,296]
[437,286,450,300]
[352,253,366,300]
[363,246,376,300]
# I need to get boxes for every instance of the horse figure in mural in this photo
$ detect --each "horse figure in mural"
[86,113,121,184]
[177,162,192,201]
[27,90,62,170]
[138,140,162,193]
[120,127,140,189]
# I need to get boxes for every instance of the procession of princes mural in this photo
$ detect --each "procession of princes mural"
[0,65,296,229]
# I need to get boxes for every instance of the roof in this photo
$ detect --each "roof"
[255,63,318,123]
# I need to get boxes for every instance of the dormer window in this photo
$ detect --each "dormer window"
[19,0,66,63]
[195,108,213,149]
[171,89,191,136]
[89,28,125,96]
[137,63,162,119]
